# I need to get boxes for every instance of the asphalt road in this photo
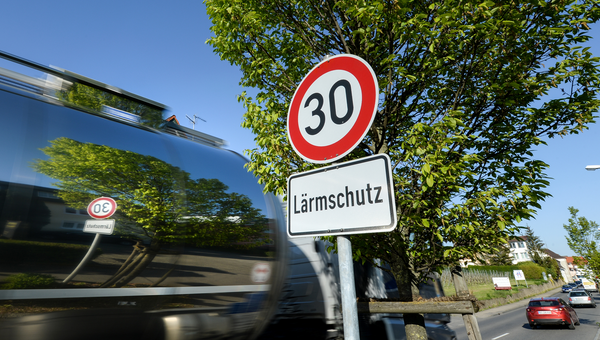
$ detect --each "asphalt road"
[450,288,600,340]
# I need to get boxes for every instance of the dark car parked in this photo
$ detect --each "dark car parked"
[562,285,574,293]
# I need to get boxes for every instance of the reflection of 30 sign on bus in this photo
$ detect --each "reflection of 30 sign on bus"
[87,197,117,219]
[287,54,379,164]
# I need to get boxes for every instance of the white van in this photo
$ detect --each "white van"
[581,279,598,293]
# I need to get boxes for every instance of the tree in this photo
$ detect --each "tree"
[482,246,513,266]
[56,82,165,128]
[524,226,561,279]
[544,255,562,280]
[525,227,546,264]
[563,206,600,280]
[206,1,600,338]
[32,137,267,287]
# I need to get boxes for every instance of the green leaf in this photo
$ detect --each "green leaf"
[497,221,505,230]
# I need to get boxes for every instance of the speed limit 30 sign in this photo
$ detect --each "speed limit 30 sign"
[287,54,378,164]
[87,197,117,219]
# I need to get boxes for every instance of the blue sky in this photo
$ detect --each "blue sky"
[2,0,599,257]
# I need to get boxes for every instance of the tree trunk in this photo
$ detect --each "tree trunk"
[112,239,162,288]
[100,247,146,287]
[151,268,174,287]
[113,249,158,287]
[390,258,427,340]
[113,242,142,276]
[100,243,142,287]
[100,239,162,288]
[404,313,427,340]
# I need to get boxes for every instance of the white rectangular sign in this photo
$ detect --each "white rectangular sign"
[513,269,526,281]
[492,277,512,290]
[287,154,397,237]
[83,219,115,235]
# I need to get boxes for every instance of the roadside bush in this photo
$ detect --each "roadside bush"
[1,273,56,289]
[0,239,102,265]
[540,258,561,279]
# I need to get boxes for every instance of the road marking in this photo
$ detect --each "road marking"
[492,333,510,340]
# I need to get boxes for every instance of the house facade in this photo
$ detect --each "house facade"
[544,249,573,283]
[508,236,531,264]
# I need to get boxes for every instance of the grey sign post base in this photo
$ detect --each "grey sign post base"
[338,235,359,340]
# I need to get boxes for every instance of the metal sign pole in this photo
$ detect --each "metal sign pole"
[338,235,359,340]
[63,233,102,284]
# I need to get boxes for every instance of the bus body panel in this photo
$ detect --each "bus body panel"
[0,62,287,340]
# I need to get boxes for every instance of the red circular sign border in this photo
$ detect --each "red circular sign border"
[288,54,378,164]
[87,197,117,219]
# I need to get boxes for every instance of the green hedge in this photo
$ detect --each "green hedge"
[517,261,546,280]
[0,239,102,265]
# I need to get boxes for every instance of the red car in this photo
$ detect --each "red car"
[526,297,579,329]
